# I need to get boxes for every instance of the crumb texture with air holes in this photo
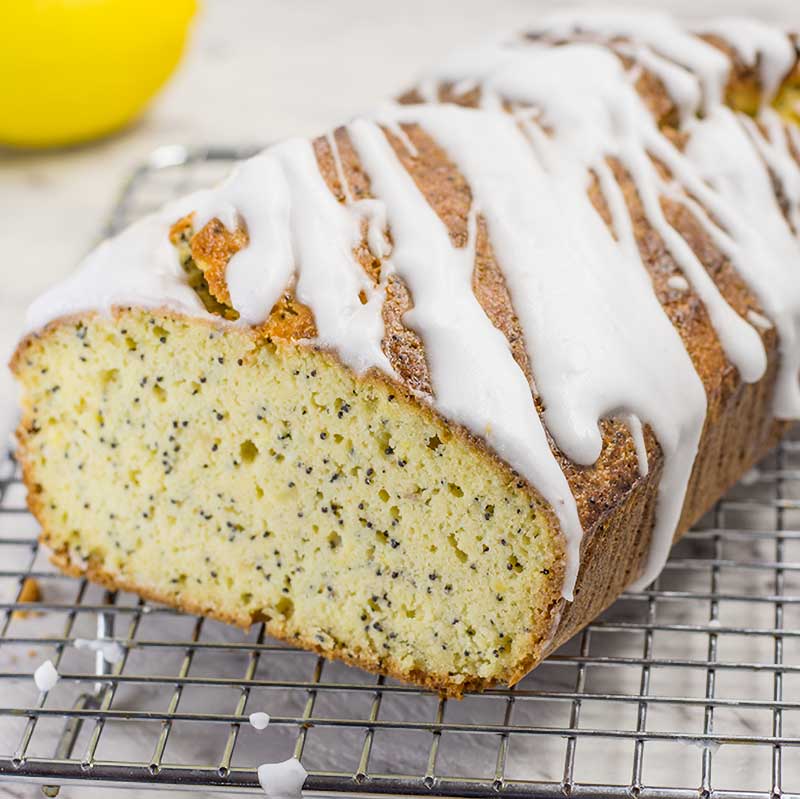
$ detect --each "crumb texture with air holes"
[12,309,562,694]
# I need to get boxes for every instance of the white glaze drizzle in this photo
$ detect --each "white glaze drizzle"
[452,39,768,389]
[25,195,216,333]
[698,17,796,103]
[623,413,649,477]
[616,44,702,123]
[682,105,800,417]
[21,13,800,600]
[191,140,394,377]
[745,108,800,235]
[667,275,690,292]
[346,117,585,597]
[534,10,731,112]
[416,20,799,585]
[326,131,353,204]
[386,97,705,592]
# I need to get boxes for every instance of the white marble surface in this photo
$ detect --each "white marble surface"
[1,1,798,796]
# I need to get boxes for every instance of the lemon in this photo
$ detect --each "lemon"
[0,0,197,148]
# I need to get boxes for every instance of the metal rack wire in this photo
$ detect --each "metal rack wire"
[1,146,800,798]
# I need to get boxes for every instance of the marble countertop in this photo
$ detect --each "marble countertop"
[1,1,797,796]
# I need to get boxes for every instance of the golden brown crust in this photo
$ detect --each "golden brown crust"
[188,217,248,307]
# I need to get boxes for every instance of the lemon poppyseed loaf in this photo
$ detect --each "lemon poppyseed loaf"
[12,13,800,695]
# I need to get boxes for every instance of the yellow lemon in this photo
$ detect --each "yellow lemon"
[0,0,197,148]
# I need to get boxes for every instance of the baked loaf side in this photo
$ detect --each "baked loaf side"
[12,14,800,695]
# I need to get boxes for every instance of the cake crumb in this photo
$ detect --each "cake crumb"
[13,577,42,618]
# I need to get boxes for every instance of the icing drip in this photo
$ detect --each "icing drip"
[534,10,731,112]
[699,17,796,103]
[462,43,768,387]
[386,100,705,592]
[617,44,702,123]
[249,711,271,730]
[683,106,800,417]
[346,118,584,598]
[191,141,393,376]
[746,109,800,235]
[623,413,649,477]
[417,24,799,585]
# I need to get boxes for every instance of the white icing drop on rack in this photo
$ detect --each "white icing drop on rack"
[33,659,59,692]
[74,637,125,664]
[20,12,800,599]
[257,757,307,799]
[249,711,271,730]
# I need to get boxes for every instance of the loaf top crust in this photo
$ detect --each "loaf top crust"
[16,12,800,601]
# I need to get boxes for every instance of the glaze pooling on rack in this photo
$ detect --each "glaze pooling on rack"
[20,13,800,602]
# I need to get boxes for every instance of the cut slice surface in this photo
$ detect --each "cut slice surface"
[12,309,564,694]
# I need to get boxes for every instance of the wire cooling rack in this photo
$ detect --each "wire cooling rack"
[2,146,800,799]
